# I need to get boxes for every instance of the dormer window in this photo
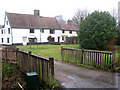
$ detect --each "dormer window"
[30,29,34,33]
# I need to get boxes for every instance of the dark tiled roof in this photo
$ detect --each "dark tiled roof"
[36,17,61,29]
[6,12,61,29]
[60,24,79,31]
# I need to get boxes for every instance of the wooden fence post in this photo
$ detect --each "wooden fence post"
[112,51,115,71]
[49,57,54,85]
[16,48,19,65]
[61,47,63,61]
[28,51,31,72]
[81,49,84,64]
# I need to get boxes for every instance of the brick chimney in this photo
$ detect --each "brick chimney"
[34,10,40,16]
[67,20,72,26]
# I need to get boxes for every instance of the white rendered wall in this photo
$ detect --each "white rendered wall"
[41,29,62,42]
[12,28,40,44]
[61,30,78,42]
[0,15,12,45]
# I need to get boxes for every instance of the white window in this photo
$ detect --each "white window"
[1,29,3,34]
[62,36,64,40]
[50,29,55,34]
[6,21,8,25]
[42,29,44,33]
[7,38,9,43]
[1,38,3,43]
[8,28,10,34]
[30,29,34,33]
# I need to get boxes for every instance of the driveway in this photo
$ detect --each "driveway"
[54,60,119,88]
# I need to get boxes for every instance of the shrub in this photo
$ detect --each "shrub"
[78,11,118,49]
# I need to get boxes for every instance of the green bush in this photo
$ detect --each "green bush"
[78,11,118,49]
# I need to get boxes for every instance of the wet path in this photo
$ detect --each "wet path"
[54,60,119,88]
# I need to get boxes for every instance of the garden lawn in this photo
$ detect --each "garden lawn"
[17,45,79,60]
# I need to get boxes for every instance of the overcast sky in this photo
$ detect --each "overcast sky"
[0,0,119,24]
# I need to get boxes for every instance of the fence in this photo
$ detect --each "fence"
[2,46,54,87]
[16,49,54,86]
[61,47,115,71]
[2,46,17,63]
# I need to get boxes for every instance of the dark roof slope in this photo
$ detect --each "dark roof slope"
[36,17,61,29]
[6,12,61,29]
[60,24,79,31]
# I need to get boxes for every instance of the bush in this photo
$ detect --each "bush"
[51,42,61,45]
[78,11,118,49]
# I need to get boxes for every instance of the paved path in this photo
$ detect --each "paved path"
[54,60,119,88]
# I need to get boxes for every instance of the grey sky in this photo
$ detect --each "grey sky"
[0,0,119,24]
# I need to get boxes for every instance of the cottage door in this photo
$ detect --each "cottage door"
[58,37,60,43]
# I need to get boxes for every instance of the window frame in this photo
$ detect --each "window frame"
[8,28,10,34]
[69,31,72,34]
[1,29,3,34]
[1,38,3,43]
[7,38,9,43]
[62,30,65,33]
[62,36,64,41]
[50,29,55,34]
[42,29,44,33]
[30,29,34,33]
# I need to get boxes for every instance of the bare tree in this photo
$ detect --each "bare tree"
[109,8,118,21]
[55,15,66,25]
[72,9,89,26]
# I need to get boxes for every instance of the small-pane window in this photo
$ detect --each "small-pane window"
[1,38,3,43]
[62,30,65,33]
[42,29,44,33]
[7,38,9,43]
[8,28,10,34]
[1,29,3,34]
[69,31,72,34]
[62,36,64,40]
[30,29,34,33]
[6,21,8,25]
[50,29,55,34]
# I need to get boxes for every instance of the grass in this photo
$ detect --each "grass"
[17,44,79,60]
[17,44,120,71]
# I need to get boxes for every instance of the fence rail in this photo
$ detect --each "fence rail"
[2,47,54,87]
[61,47,115,71]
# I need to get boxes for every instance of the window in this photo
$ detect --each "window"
[7,38,9,43]
[1,29,3,34]
[62,36,64,40]
[6,21,8,25]
[1,38,3,43]
[30,29,34,33]
[62,30,65,33]
[50,29,55,34]
[8,28,10,34]
[42,29,44,33]
[69,31,72,34]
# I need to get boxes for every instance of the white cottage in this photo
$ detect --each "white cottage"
[1,10,62,45]
[60,20,79,42]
